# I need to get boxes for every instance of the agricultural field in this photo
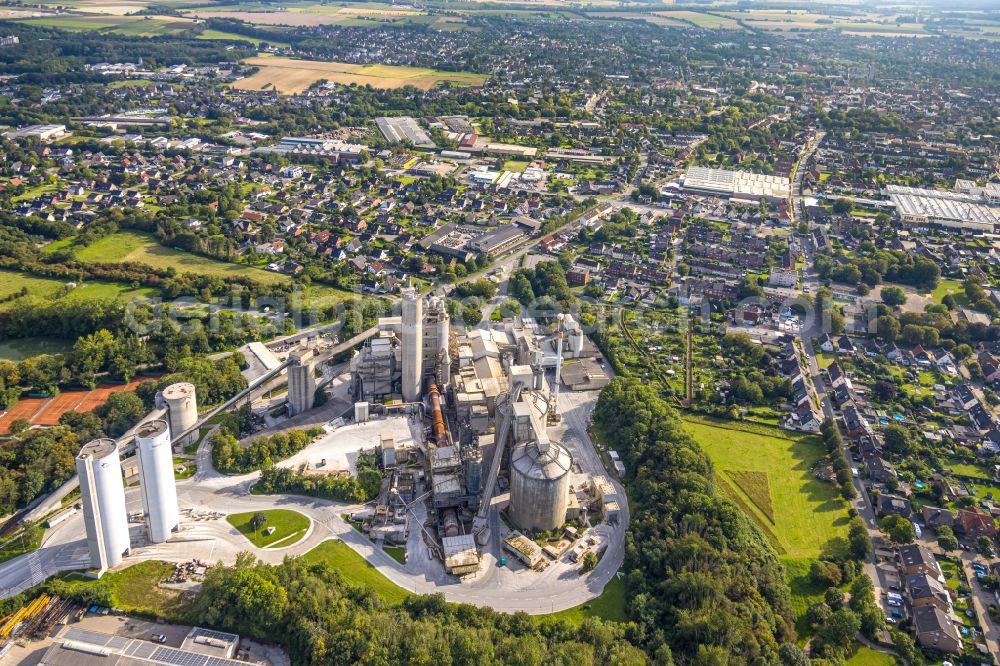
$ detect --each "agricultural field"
[74,230,290,285]
[195,28,290,47]
[14,14,196,36]
[191,2,468,30]
[299,538,411,605]
[226,509,310,548]
[653,10,744,30]
[232,56,487,94]
[682,416,851,559]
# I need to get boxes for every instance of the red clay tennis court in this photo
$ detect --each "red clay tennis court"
[0,378,150,434]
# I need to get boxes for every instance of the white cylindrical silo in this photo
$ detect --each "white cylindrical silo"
[77,438,130,570]
[136,419,180,543]
[163,382,197,448]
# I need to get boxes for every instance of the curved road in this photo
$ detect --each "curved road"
[1,397,627,614]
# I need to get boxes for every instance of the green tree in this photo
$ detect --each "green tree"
[879,514,915,544]
[880,286,906,307]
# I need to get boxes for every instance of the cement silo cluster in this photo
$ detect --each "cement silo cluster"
[77,419,182,573]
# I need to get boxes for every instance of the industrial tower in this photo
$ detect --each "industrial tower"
[135,419,180,543]
[287,345,318,415]
[77,439,130,573]
[401,286,423,402]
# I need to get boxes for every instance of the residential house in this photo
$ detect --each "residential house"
[899,543,943,578]
[921,507,955,532]
[875,494,912,518]
[906,573,952,613]
[913,605,962,654]
[956,508,996,538]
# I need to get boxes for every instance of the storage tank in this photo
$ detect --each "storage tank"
[136,419,180,543]
[76,438,130,570]
[509,439,572,531]
[162,382,197,449]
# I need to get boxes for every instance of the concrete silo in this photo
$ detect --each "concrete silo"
[162,382,197,449]
[401,287,423,402]
[77,439,130,571]
[509,435,572,532]
[136,419,180,543]
[287,345,317,416]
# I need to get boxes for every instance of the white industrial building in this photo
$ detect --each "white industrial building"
[2,124,69,143]
[887,184,1000,233]
[76,439,130,573]
[135,419,180,544]
[682,165,791,202]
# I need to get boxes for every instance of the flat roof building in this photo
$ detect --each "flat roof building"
[887,184,1000,233]
[682,165,790,202]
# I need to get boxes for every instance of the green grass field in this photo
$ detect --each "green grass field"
[930,278,968,305]
[541,575,627,624]
[299,539,411,605]
[55,561,185,617]
[0,269,156,307]
[196,29,290,47]
[683,418,850,559]
[0,337,74,361]
[845,646,897,665]
[227,509,310,548]
[75,230,289,284]
[785,557,829,638]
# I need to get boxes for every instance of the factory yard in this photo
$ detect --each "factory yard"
[278,416,420,475]
[232,57,488,94]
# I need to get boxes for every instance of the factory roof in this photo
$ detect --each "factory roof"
[40,628,245,666]
[683,165,790,199]
[890,190,999,229]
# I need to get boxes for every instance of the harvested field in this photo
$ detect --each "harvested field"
[0,378,151,434]
[725,470,775,523]
[232,56,487,94]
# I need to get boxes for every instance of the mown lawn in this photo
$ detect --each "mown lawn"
[683,417,850,559]
[844,646,897,665]
[299,539,411,605]
[227,509,310,548]
[541,575,627,625]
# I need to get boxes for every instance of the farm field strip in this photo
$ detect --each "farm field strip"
[232,56,487,93]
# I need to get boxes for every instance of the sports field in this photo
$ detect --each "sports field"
[682,417,850,559]
[0,378,150,434]
[75,230,290,285]
[232,56,487,94]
